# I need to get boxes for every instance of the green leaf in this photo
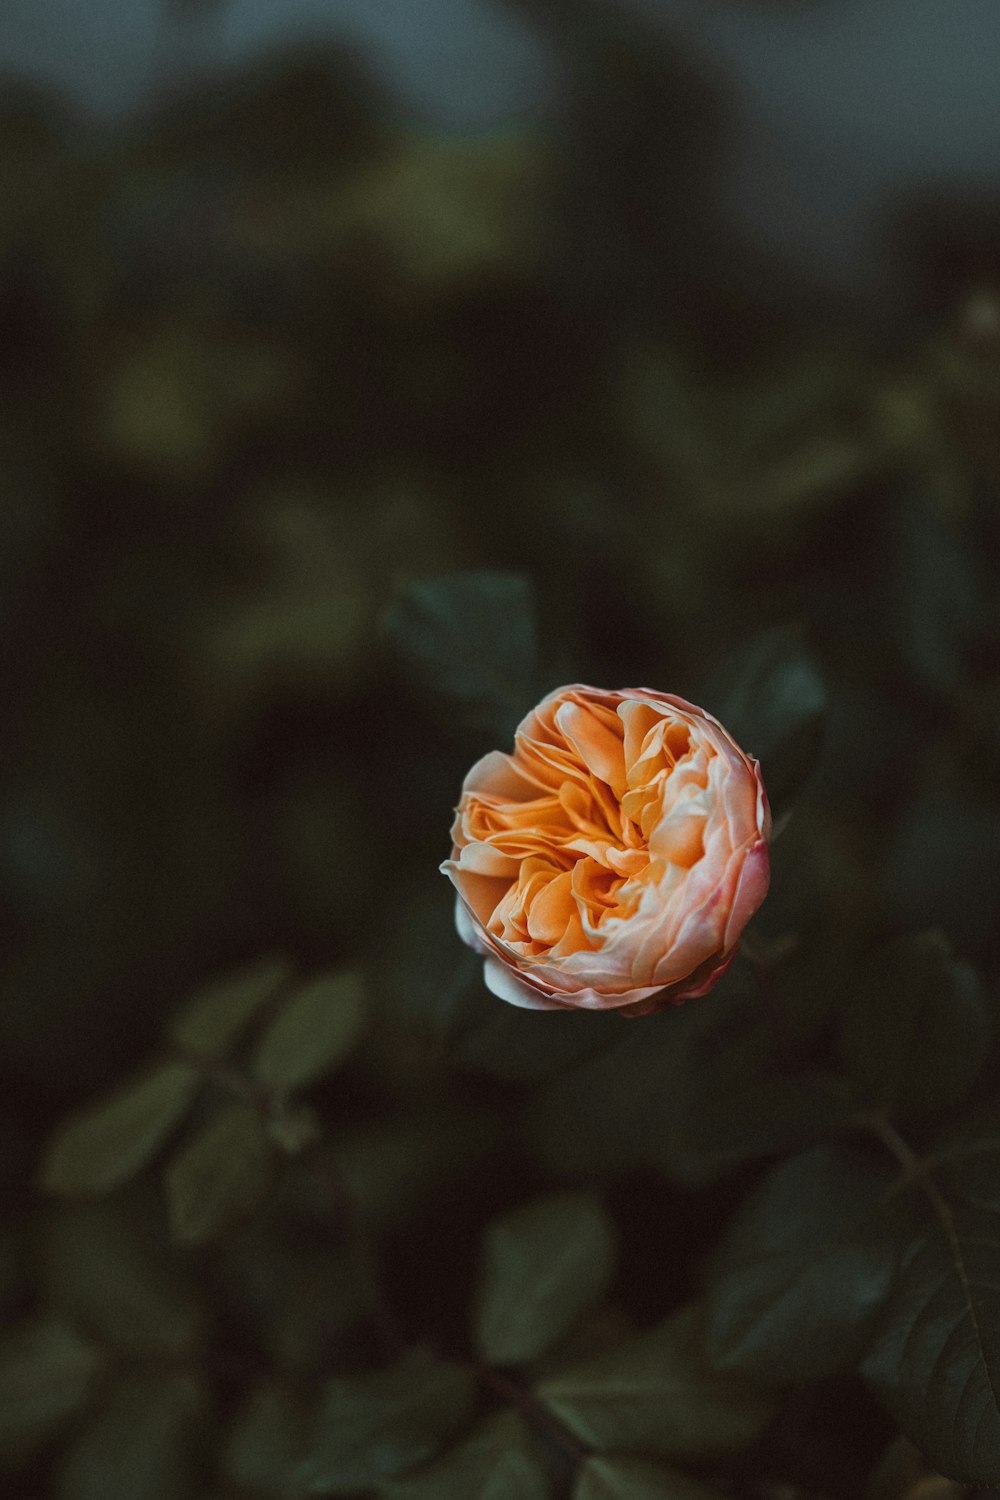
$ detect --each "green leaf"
[220,1224,377,1376]
[839,931,990,1117]
[377,1410,550,1500]
[704,1146,902,1385]
[535,1303,776,1462]
[43,1197,203,1355]
[0,1317,103,1466]
[169,955,293,1059]
[336,1108,500,1236]
[298,1348,477,1494]
[863,1114,1000,1485]
[862,1192,1000,1486]
[575,1456,729,1500]
[885,791,1000,958]
[529,969,848,1186]
[701,625,826,816]
[165,1103,274,1245]
[373,878,486,1037]
[455,1000,627,1086]
[56,1372,206,1500]
[221,1383,304,1498]
[252,968,367,1097]
[474,1190,618,1365]
[40,1063,201,1197]
[885,493,987,700]
[385,571,537,738]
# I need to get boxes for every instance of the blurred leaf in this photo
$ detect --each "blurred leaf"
[165,1103,274,1245]
[252,968,367,1097]
[931,1102,1000,1212]
[885,791,1000,957]
[863,1179,1000,1486]
[701,625,827,816]
[704,1145,902,1385]
[221,1383,305,1498]
[169,956,292,1060]
[535,1302,776,1461]
[474,1190,618,1365]
[271,758,381,943]
[336,1108,500,1237]
[575,1456,728,1500]
[670,1043,849,1188]
[885,493,986,699]
[40,1063,201,1198]
[839,931,990,1117]
[298,1348,476,1494]
[866,1434,957,1500]
[219,1224,376,1375]
[529,970,849,1186]
[455,1000,627,1086]
[0,1318,102,1467]
[56,1371,207,1500]
[43,1197,203,1355]
[373,880,485,1037]
[377,1409,550,1500]
[336,133,551,295]
[385,571,537,739]
[200,493,374,711]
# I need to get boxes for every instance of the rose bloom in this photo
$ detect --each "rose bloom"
[442,685,771,1016]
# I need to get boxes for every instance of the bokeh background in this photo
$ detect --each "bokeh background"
[2,2,1000,1497]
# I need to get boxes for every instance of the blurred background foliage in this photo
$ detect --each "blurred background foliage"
[2,1,1000,1497]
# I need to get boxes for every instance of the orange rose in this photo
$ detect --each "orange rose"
[442,685,771,1016]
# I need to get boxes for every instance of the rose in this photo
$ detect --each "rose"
[441,684,771,1016]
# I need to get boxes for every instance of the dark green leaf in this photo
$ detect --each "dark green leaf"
[885,793,1000,958]
[221,1384,305,1498]
[885,493,986,700]
[336,1108,500,1236]
[40,1063,201,1197]
[705,1146,902,1385]
[455,1000,627,1086]
[529,969,848,1186]
[377,1410,550,1500]
[169,955,293,1059]
[373,880,485,1037]
[0,1318,103,1466]
[474,1190,618,1365]
[862,1193,1000,1487]
[298,1348,476,1494]
[839,931,990,1117]
[56,1372,206,1500]
[701,624,827,815]
[535,1303,776,1461]
[385,571,537,738]
[672,1044,849,1189]
[575,1456,728,1500]
[165,1103,274,1245]
[43,1198,203,1355]
[931,1104,1000,1214]
[863,1115,1000,1486]
[220,1225,377,1376]
[252,968,367,1097]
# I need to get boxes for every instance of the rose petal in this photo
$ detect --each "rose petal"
[482,957,568,1009]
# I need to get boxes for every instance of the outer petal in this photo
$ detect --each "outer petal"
[722,838,771,952]
[482,957,568,1010]
[454,895,491,956]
